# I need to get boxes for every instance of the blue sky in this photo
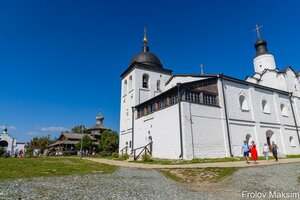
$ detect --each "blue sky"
[0,0,300,142]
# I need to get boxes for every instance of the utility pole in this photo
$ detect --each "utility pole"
[80,127,83,159]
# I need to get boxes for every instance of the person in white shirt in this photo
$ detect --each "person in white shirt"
[263,143,270,161]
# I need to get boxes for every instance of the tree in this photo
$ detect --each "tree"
[99,130,119,154]
[75,134,93,151]
[71,125,86,134]
[26,136,56,156]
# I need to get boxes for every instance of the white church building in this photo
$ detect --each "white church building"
[0,127,26,157]
[119,28,300,160]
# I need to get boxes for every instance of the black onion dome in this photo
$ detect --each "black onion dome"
[129,51,163,68]
[254,38,270,57]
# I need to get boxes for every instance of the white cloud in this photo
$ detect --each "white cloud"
[37,126,67,132]
[26,131,41,136]
[0,125,18,131]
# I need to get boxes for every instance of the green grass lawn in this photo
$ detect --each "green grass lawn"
[131,156,274,165]
[0,157,116,180]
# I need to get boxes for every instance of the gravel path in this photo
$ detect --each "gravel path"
[0,163,299,200]
[218,162,300,199]
[0,168,220,200]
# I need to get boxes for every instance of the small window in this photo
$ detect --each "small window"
[280,103,288,117]
[157,80,161,91]
[290,136,296,147]
[262,99,270,113]
[129,141,132,148]
[142,74,149,89]
[239,95,249,111]
[128,75,133,91]
[123,80,127,95]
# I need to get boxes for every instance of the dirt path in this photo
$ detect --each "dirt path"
[84,157,300,169]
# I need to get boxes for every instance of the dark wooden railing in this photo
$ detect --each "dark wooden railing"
[132,142,153,161]
[120,146,128,156]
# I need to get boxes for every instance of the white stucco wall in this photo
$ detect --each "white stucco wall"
[119,67,172,154]
[134,105,181,159]
[253,54,276,73]
[181,102,227,159]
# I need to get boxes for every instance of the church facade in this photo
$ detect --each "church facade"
[119,30,300,160]
[0,127,26,157]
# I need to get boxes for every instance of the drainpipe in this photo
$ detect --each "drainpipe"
[131,107,135,153]
[289,93,300,146]
[177,83,184,159]
[220,75,233,157]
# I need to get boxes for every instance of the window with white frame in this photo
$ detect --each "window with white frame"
[239,95,249,111]
[123,79,127,96]
[290,136,296,147]
[128,75,133,91]
[280,103,288,117]
[142,74,149,89]
[157,80,161,91]
[262,99,271,113]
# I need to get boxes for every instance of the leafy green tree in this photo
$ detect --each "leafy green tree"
[75,134,93,150]
[99,130,119,153]
[71,125,86,134]
[27,135,56,156]
[28,136,54,148]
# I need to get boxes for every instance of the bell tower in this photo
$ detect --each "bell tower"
[253,25,276,73]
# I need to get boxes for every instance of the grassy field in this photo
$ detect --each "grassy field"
[131,156,275,165]
[159,167,237,184]
[0,157,116,180]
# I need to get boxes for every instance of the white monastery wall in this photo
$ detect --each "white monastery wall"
[259,71,286,91]
[181,102,227,159]
[134,105,181,159]
[135,68,171,104]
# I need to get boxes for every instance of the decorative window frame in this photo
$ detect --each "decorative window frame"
[261,97,271,114]
[290,136,296,147]
[280,101,289,117]
[238,91,250,112]
[142,74,150,89]
[123,79,128,97]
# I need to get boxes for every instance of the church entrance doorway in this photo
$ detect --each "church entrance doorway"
[0,140,8,148]
[266,130,274,146]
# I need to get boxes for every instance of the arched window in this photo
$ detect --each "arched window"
[262,99,270,113]
[239,95,249,111]
[157,80,161,91]
[142,74,149,89]
[246,134,253,146]
[123,80,127,95]
[128,75,133,91]
[280,103,288,117]
[290,136,296,147]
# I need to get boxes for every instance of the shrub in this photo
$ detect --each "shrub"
[142,154,153,162]
[121,153,129,160]
[111,152,119,158]
[99,151,110,157]
[2,152,9,158]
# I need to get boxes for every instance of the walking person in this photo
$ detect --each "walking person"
[263,143,269,161]
[241,141,250,164]
[271,141,279,161]
[250,141,258,164]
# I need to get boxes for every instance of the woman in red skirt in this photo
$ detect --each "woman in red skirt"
[250,141,258,163]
